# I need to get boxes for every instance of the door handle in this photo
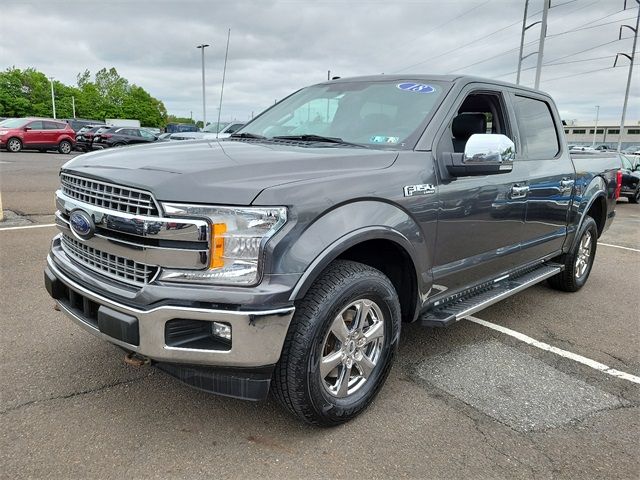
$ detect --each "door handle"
[510,184,529,199]
[559,178,575,192]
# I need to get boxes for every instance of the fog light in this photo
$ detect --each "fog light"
[212,322,231,341]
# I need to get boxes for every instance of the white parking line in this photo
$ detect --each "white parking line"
[599,242,640,253]
[0,223,56,231]
[467,315,640,385]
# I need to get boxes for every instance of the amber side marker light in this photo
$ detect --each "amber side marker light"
[210,223,227,268]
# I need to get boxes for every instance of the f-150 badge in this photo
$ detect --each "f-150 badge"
[404,184,436,197]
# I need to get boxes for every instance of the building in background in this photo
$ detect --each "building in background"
[563,121,640,149]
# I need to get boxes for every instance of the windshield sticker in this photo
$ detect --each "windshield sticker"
[397,82,436,94]
[370,135,400,144]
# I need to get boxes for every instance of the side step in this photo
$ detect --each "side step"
[420,263,563,327]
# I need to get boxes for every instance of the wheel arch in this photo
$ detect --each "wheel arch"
[567,175,608,252]
[288,227,421,322]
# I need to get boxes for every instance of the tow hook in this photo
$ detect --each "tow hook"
[124,352,151,367]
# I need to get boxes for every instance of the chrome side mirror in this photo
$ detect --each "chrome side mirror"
[464,134,515,163]
[444,134,515,177]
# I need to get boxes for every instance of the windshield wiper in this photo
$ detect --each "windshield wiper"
[270,134,367,148]
[229,132,266,139]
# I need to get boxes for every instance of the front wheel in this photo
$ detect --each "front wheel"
[58,140,72,154]
[548,215,598,292]
[630,188,640,204]
[6,137,22,152]
[272,260,401,426]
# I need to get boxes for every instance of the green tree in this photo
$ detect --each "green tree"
[0,66,169,127]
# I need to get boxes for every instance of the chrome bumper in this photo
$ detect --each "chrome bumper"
[46,255,295,368]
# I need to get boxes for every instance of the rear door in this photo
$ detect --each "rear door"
[44,121,64,146]
[511,93,574,260]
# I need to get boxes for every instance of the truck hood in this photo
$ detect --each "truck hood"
[61,139,398,205]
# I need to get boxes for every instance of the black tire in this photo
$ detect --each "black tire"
[630,188,640,204]
[58,140,72,154]
[113,142,125,148]
[272,260,401,427]
[6,137,22,152]
[548,215,598,292]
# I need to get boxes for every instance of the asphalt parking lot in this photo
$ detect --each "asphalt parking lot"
[1,151,638,479]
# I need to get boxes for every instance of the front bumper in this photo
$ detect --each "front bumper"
[45,255,295,369]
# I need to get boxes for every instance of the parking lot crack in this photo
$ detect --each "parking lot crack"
[0,374,150,415]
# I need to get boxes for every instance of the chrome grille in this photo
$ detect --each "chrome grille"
[61,234,158,286]
[60,173,159,216]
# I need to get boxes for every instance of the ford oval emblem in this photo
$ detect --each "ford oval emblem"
[69,210,95,239]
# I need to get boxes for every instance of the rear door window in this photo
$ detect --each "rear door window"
[44,121,63,130]
[513,95,560,159]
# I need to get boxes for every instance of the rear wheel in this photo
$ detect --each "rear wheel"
[6,137,22,152]
[548,215,598,292]
[58,140,72,154]
[272,260,401,426]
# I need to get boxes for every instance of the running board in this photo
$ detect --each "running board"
[420,263,563,327]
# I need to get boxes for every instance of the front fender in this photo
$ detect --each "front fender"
[272,200,429,303]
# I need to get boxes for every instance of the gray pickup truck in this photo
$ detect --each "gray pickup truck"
[45,75,622,426]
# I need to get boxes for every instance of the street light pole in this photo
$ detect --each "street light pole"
[196,43,210,127]
[49,77,56,119]
[72,96,76,119]
[592,105,600,148]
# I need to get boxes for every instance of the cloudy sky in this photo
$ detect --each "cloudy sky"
[1,0,638,125]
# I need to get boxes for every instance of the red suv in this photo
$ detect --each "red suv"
[0,118,76,154]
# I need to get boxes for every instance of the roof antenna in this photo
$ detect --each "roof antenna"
[216,28,231,139]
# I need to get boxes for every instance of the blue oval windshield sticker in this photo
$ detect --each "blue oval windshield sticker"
[397,82,435,93]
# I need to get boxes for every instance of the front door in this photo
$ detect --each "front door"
[430,87,529,297]
[23,120,46,147]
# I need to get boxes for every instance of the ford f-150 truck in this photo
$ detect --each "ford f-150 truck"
[45,75,622,426]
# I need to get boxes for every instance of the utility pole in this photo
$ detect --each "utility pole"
[216,29,231,138]
[615,0,639,152]
[72,96,76,118]
[516,0,531,84]
[196,43,210,127]
[49,77,56,119]
[592,105,600,148]
[534,0,550,89]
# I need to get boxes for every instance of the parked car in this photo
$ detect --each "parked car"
[569,145,595,152]
[0,117,75,153]
[64,118,105,132]
[45,75,621,426]
[157,132,173,141]
[171,122,244,140]
[165,123,199,134]
[75,125,111,152]
[620,154,640,203]
[92,126,158,148]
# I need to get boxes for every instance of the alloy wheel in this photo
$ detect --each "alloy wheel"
[8,139,21,152]
[320,298,385,398]
[575,230,592,279]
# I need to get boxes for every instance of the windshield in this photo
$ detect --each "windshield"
[203,122,230,133]
[237,80,446,148]
[0,118,29,128]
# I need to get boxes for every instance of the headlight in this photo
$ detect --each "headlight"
[159,203,287,286]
